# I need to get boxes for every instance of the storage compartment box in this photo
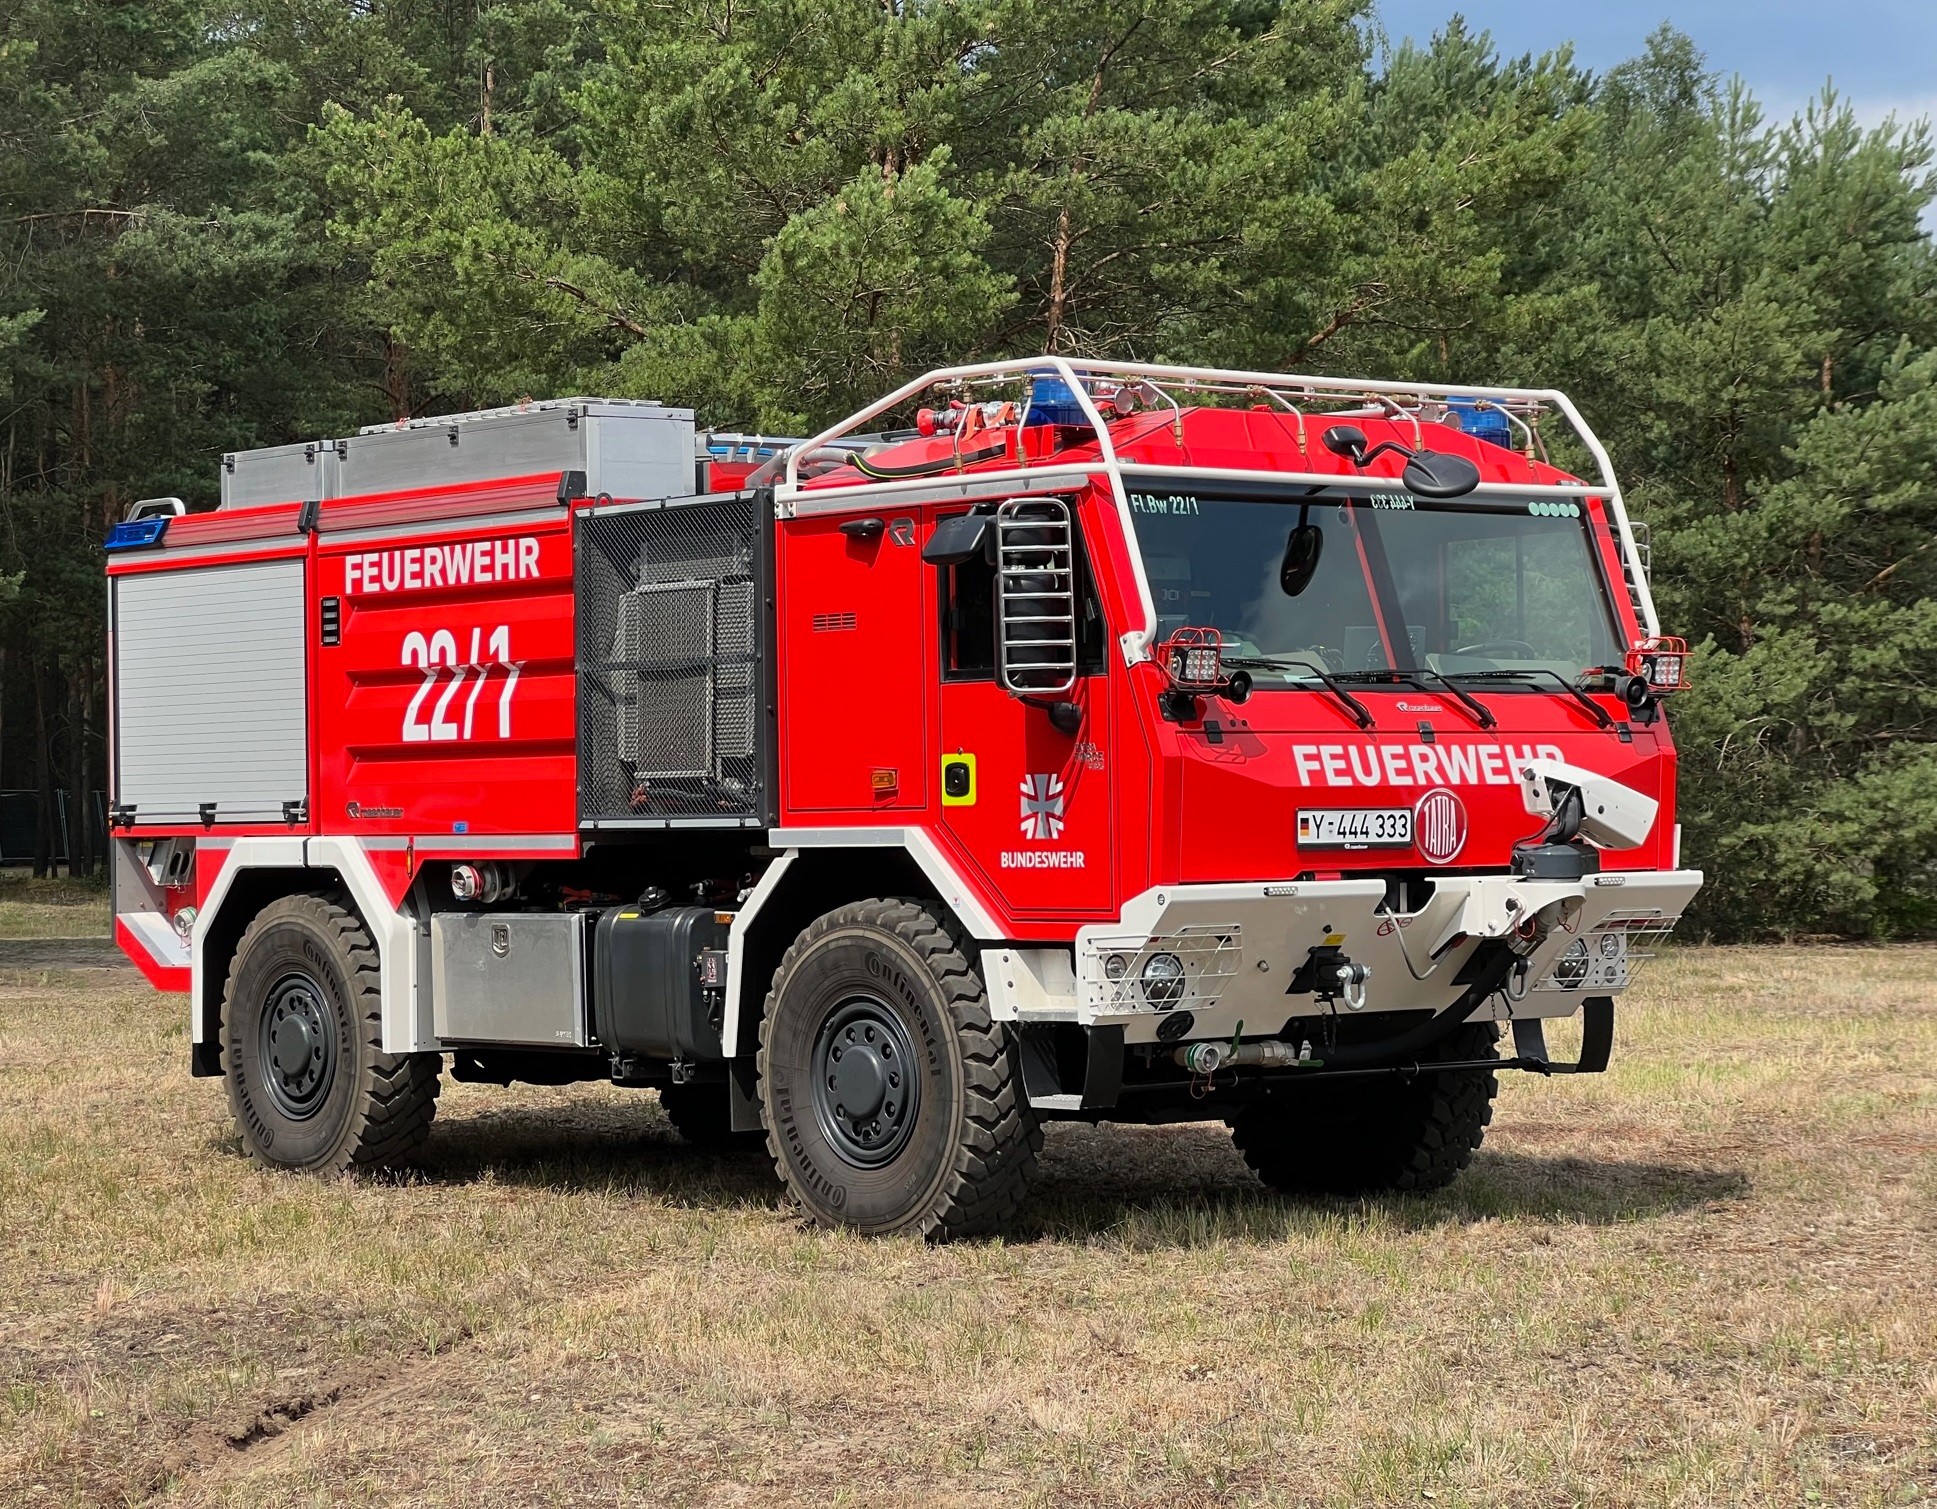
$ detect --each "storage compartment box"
[593,905,729,1060]
[217,399,698,510]
[339,399,696,502]
[431,912,588,1046]
[220,439,337,509]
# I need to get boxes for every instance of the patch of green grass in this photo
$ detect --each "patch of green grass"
[0,871,109,938]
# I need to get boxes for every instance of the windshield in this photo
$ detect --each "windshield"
[1126,485,1624,684]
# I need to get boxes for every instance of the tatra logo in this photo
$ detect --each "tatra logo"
[345,801,403,819]
[1019,773,1065,840]
[1414,788,1467,865]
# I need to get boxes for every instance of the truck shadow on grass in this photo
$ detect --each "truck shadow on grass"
[393,1104,1748,1243]
[398,1101,788,1211]
[1021,1147,1751,1248]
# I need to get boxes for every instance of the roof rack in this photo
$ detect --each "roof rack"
[778,357,1659,662]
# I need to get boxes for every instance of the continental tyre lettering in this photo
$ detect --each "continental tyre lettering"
[773,1081,848,1209]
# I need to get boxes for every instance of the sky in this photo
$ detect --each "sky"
[1372,1,1937,130]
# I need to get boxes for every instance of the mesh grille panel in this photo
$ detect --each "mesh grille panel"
[578,498,767,823]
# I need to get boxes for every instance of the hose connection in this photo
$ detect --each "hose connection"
[1173,1038,1316,1074]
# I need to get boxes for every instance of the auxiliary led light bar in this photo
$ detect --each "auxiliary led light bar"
[1626,636,1691,692]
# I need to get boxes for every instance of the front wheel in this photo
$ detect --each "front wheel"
[222,893,441,1174]
[757,899,1041,1239]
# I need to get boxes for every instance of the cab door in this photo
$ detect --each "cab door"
[932,499,1114,918]
[778,511,928,814]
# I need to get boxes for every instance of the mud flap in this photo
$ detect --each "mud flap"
[1021,1023,1124,1110]
[1510,995,1614,1074]
[727,1056,763,1132]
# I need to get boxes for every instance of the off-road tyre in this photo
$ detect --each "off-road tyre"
[757,898,1042,1239]
[1230,1021,1500,1196]
[659,1082,763,1150]
[222,893,441,1174]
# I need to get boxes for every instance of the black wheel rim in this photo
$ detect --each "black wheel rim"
[811,995,920,1169]
[257,970,338,1121]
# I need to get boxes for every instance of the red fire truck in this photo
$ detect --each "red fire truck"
[106,359,1701,1238]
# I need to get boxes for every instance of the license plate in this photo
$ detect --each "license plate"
[1297,807,1413,848]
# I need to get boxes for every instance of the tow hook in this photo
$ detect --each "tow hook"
[1287,942,1371,1010]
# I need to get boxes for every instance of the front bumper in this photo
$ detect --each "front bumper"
[983,868,1703,1045]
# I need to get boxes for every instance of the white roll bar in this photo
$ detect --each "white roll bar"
[778,357,1660,656]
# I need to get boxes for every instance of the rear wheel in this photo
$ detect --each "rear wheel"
[758,898,1041,1239]
[1230,1022,1499,1196]
[222,893,440,1174]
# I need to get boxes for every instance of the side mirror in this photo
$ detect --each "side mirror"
[1321,424,1368,463]
[922,509,990,566]
[1279,520,1323,596]
[994,496,1078,696]
[1323,419,1483,501]
[1401,449,1481,499]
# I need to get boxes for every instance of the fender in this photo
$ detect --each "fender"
[719,826,1004,1058]
[192,835,434,1060]
[770,826,1002,937]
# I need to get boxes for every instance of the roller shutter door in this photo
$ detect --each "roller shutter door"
[112,559,308,823]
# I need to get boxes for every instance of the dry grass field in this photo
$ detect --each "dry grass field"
[0,944,1932,1507]
[0,874,109,939]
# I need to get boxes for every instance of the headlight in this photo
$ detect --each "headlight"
[1140,951,1185,1007]
[1103,953,1128,981]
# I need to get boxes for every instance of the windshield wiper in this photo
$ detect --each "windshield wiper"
[1221,655,1375,729]
[1328,668,1496,730]
[1445,668,1616,729]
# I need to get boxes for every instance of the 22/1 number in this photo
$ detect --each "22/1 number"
[400,625,520,743]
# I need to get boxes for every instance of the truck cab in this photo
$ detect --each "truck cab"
[107,361,1700,1238]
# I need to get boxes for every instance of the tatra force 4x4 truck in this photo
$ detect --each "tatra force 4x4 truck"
[107,358,1701,1238]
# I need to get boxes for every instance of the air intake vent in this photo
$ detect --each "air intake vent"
[577,496,771,827]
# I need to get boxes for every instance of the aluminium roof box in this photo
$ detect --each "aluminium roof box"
[343,398,696,504]
[218,397,698,509]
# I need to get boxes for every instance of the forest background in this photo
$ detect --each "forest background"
[1,0,1931,939]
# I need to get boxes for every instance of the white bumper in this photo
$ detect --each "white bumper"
[983,869,1703,1045]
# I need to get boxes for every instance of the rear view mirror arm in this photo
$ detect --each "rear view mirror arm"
[1222,655,1375,729]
